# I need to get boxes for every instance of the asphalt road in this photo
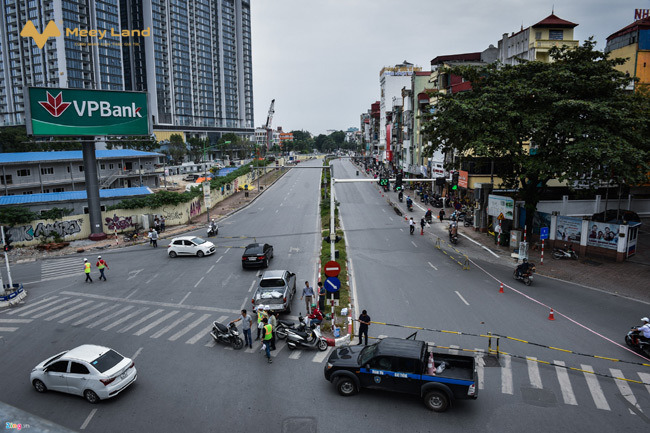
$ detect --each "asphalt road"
[0,157,649,433]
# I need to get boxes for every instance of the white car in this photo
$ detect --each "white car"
[168,235,216,258]
[30,344,137,404]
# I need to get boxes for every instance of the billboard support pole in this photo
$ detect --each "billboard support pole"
[83,141,107,240]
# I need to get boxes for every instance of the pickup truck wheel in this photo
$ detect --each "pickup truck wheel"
[336,377,358,396]
[424,390,449,412]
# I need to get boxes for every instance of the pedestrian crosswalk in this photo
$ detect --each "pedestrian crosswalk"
[40,257,81,281]
[5,294,650,415]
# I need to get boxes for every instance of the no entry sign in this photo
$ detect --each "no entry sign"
[324,261,341,278]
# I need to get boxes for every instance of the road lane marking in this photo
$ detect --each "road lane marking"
[150,312,194,339]
[240,297,249,311]
[611,368,641,415]
[102,307,149,331]
[145,273,159,284]
[59,303,108,324]
[132,347,143,360]
[125,288,139,300]
[186,317,224,345]
[225,248,231,254]
[31,299,83,319]
[289,350,301,359]
[216,256,223,263]
[554,360,577,405]
[389,217,393,221]
[18,297,70,317]
[179,292,192,305]
[382,208,386,213]
[582,364,610,410]
[527,357,542,389]
[127,269,143,280]
[6,296,57,315]
[169,314,211,341]
[459,233,500,257]
[80,409,97,430]
[501,354,513,395]
[207,265,215,274]
[71,305,120,326]
[118,309,164,333]
[475,350,485,390]
[248,280,256,293]
[271,340,286,357]
[194,276,205,287]
[428,262,438,271]
[133,311,179,336]
[0,319,33,323]
[86,305,135,329]
[45,300,94,321]
[0,327,18,332]
[449,345,460,355]
[411,241,417,247]
[312,347,333,363]
[454,291,469,305]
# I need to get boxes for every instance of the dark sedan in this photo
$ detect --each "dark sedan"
[241,243,274,269]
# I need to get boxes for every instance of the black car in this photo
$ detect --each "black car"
[241,243,274,269]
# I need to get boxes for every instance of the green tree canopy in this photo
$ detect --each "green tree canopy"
[167,134,186,164]
[422,39,650,229]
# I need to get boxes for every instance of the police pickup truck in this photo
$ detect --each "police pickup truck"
[324,337,478,412]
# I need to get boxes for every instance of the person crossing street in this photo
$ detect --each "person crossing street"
[95,256,109,281]
[261,317,273,363]
[83,258,92,283]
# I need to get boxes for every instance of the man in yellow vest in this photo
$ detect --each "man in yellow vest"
[255,305,268,340]
[96,255,109,281]
[83,258,92,283]
[261,317,273,363]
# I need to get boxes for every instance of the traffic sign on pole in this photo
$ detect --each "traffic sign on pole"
[324,261,341,278]
[325,277,341,293]
[540,227,549,240]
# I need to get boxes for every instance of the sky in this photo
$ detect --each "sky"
[250,0,647,135]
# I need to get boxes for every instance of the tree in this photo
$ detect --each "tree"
[168,134,186,164]
[422,39,650,230]
[187,137,208,163]
[0,206,39,225]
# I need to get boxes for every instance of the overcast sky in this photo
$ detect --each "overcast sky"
[250,0,646,135]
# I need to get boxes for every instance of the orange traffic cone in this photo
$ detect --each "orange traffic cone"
[499,283,504,293]
[548,308,555,321]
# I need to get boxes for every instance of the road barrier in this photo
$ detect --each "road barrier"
[435,237,470,270]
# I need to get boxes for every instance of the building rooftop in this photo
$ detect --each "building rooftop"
[0,187,153,206]
[0,149,162,164]
[431,52,482,65]
[532,13,578,29]
[607,16,650,41]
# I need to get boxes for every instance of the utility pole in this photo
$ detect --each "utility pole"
[1,226,13,288]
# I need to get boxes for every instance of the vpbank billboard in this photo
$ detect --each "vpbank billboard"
[26,87,150,136]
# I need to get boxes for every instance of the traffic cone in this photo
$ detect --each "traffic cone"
[548,308,555,321]
[499,283,504,293]
[426,352,436,375]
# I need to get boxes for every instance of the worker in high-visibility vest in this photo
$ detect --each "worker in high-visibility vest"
[261,317,273,363]
[83,258,93,283]
[255,305,268,340]
[96,255,109,281]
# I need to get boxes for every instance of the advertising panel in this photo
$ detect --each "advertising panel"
[487,195,514,220]
[556,216,582,242]
[26,87,150,136]
[587,221,620,250]
[458,170,468,189]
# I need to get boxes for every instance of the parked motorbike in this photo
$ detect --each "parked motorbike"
[286,315,328,351]
[512,263,536,286]
[123,231,140,242]
[552,244,578,260]
[210,321,244,350]
[464,214,474,227]
[276,316,307,340]
[625,327,650,357]
[207,224,219,237]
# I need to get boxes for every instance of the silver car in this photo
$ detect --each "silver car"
[251,270,297,313]
[30,344,137,404]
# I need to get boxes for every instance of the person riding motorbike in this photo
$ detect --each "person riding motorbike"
[406,196,413,209]
[425,209,432,222]
[632,317,650,345]
[449,222,458,240]
[209,219,217,232]
[306,304,323,327]
[516,258,532,278]
[398,189,404,201]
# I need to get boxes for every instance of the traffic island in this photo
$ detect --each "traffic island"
[0,283,26,308]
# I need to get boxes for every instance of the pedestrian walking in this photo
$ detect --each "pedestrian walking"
[160,216,166,233]
[420,217,426,235]
[83,258,93,283]
[255,305,268,340]
[148,228,153,246]
[261,317,273,363]
[358,310,371,345]
[301,281,314,313]
[317,281,326,312]
[409,217,415,235]
[151,228,159,248]
[96,255,109,281]
[230,309,253,349]
[154,216,161,233]
[268,308,277,351]
[439,209,445,222]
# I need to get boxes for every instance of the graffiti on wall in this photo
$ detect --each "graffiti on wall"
[105,214,135,231]
[160,207,184,221]
[10,219,83,242]
[189,199,202,217]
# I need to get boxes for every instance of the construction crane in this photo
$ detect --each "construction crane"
[265,99,275,151]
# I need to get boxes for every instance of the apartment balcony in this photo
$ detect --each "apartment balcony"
[530,39,579,51]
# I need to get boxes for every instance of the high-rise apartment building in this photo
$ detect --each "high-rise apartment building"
[0,0,253,139]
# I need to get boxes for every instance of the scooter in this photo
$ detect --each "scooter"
[464,214,474,227]
[398,191,404,203]
[286,316,328,351]
[276,316,307,340]
[512,264,536,286]
[407,202,413,212]
[210,321,244,350]
[552,244,578,260]
[625,327,650,357]
[449,232,458,244]
[425,214,433,224]
[207,224,219,237]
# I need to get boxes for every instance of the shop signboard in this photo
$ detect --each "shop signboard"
[487,195,514,220]
[556,216,582,242]
[587,221,620,250]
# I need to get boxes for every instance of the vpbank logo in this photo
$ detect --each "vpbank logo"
[20,20,61,49]
[38,91,71,117]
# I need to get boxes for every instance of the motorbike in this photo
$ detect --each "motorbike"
[286,316,328,351]
[210,321,244,350]
[449,231,458,244]
[207,224,219,237]
[464,214,474,227]
[407,201,413,212]
[625,327,650,357]
[425,214,433,224]
[512,263,536,286]
[123,231,139,242]
[398,191,404,203]
[276,316,307,340]
[552,244,578,260]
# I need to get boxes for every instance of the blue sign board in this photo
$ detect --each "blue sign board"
[325,277,341,293]
[540,227,549,240]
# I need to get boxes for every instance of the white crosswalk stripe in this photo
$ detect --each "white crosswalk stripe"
[41,258,81,281]
[639,372,650,396]
[582,364,610,411]
[527,357,543,389]
[611,368,642,415]
[169,314,211,342]
[59,302,108,324]
[311,347,333,363]
[288,349,301,359]
[0,327,19,332]
[475,349,485,390]
[501,354,513,395]
[554,360,577,405]
[150,312,194,339]
[71,304,120,326]
[118,309,164,333]
[31,299,84,319]
[102,307,150,331]
[45,300,94,321]
[18,297,71,317]
[86,305,135,329]
[133,311,179,336]
[6,296,57,315]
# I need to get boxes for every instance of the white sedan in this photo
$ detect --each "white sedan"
[168,236,216,258]
[30,344,137,404]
